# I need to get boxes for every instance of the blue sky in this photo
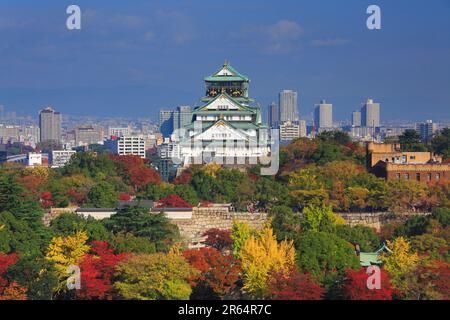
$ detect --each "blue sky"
[0,0,449,122]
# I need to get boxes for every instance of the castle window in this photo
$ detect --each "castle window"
[416,173,421,181]
[396,173,401,180]
[436,173,441,180]
[404,173,409,180]
[427,173,432,181]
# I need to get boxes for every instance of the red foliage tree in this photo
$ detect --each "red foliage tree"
[156,194,193,208]
[183,247,241,298]
[0,253,27,300]
[414,260,450,300]
[40,191,54,208]
[16,175,45,195]
[67,188,85,205]
[342,268,393,300]
[76,241,130,300]
[129,166,161,189]
[173,171,192,185]
[269,270,324,300]
[202,229,233,251]
[118,192,132,201]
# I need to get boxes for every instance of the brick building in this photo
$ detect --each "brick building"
[366,142,449,183]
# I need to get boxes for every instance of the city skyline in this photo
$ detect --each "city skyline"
[0,1,449,122]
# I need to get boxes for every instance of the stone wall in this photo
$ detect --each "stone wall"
[336,212,431,232]
[169,208,268,247]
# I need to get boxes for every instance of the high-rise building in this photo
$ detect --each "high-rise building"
[416,120,438,142]
[267,102,279,128]
[314,100,333,130]
[352,111,361,127]
[280,121,306,141]
[173,106,192,132]
[361,99,380,128]
[279,90,299,123]
[39,107,62,143]
[159,110,174,137]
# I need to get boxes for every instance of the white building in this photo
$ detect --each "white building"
[106,135,146,158]
[361,99,380,128]
[108,127,131,138]
[314,100,333,130]
[50,150,76,168]
[280,121,306,141]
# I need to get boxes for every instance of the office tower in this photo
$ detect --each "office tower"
[416,120,438,142]
[361,99,380,128]
[279,90,299,123]
[39,107,62,143]
[173,106,192,132]
[352,111,361,127]
[314,100,333,130]
[267,102,279,128]
[159,110,174,137]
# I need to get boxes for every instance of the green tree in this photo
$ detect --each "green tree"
[114,252,198,300]
[301,203,337,233]
[50,213,110,241]
[430,128,450,159]
[270,205,300,241]
[294,231,360,284]
[111,233,156,254]
[398,129,427,152]
[335,225,381,252]
[104,205,179,252]
[85,181,118,208]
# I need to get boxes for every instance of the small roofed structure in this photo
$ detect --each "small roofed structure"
[358,243,392,267]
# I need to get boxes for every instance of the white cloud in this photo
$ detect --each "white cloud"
[310,38,350,47]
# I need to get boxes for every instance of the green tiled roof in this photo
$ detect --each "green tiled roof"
[205,62,249,82]
[196,92,255,113]
[359,252,382,267]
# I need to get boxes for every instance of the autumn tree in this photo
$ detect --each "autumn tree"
[202,228,233,251]
[239,226,296,298]
[183,247,241,299]
[45,231,90,293]
[342,268,394,300]
[269,269,324,300]
[114,252,198,300]
[231,221,255,258]
[76,241,130,300]
[156,194,193,208]
[379,237,419,295]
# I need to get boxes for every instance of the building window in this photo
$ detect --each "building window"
[404,173,409,180]
[410,156,416,160]
[427,173,432,181]
[436,173,441,181]
[416,173,421,181]
[396,173,401,180]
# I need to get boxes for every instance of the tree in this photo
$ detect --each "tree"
[85,182,118,208]
[173,184,199,206]
[335,225,381,252]
[239,226,296,298]
[76,241,130,300]
[50,213,110,241]
[295,231,360,283]
[202,229,233,251]
[0,252,28,300]
[45,231,90,293]
[398,129,427,152]
[183,247,241,299]
[379,237,419,295]
[114,252,197,300]
[156,194,193,208]
[111,233,156,254]
[341,268,393,300]
[269,205,300,241]
[129,167,161,190]
[269,269,324,300]
[0,282,27,300]
[301,203,337,233]
[431,128,450,159]
[0,252,18,293]
[231,221,254,258]
[104,205,179,252]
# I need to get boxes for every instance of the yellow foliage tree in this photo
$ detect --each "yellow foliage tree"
[45,231,90,292]
[379,237,419,293]
[203,162,221,178]
[22,166,50,179]
[239,226,295,298]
